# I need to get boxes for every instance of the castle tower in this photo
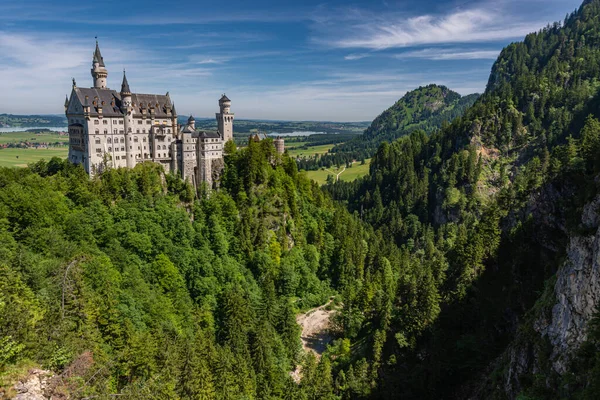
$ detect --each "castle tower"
[274,136,285,154]
[216,94,234,142]
[120,71,135,168]
[91,40,108,89]
[188,115,196,131]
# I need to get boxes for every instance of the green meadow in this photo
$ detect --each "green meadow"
[285,143,336,158]
[304,159,371,185]
[0,131,69,145]
[0,148,68,167]
[0,131,68,167]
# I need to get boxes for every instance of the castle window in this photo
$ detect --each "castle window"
[107,138,112,143]
[114,129,117,134]
[120,138,124,143]
[121,147,125,151]
[108,147,112,152]
[116,156,120,160]
[136,129,140,133]
[146,120,151,125]
[96,148,101,153]
[119,120,123,125]
[95,129,99,134]
[134,137,139,142]
[138,146,140,150]
[119,130,124,134]
[167,129,171,133]
[128,128,132,133]
[104,129,108,134]
[94,120,99,125]
[103,120,108,125]
[95,138,101,144]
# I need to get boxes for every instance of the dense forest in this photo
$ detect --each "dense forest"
[324,0,600,398]
[0,140,402,399]
[297,85,478,171]
[3,0,600,399]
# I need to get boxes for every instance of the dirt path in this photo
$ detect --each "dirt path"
[291,300,336,382]
[296,300,335,356]
[324,167,347,182]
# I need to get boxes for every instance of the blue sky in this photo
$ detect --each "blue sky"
[0,0,583,121]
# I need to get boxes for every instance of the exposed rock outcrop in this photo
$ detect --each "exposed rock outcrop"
[535,195,600,373]
[487,194,600,399]
[13,369,53,400]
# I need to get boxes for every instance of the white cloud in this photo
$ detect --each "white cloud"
[344,53,370,61]
[395,48,500,60]
[0,32,216,114]
[314,5,546,50]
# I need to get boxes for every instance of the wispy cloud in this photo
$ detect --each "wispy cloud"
[0,32,215,113]
[344,53,370,61]
[395,48,500,60]
[313,4,546,50]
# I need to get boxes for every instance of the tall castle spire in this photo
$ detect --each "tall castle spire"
[121,70,131,95]
[93,40,105,67]
[91,39,108,89]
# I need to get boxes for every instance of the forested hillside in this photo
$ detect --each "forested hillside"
[297,85,478,171]
[4,0,600,399]
[324,0,600,398]
[0,140,402,399]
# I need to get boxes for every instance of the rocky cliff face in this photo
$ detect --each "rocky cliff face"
[534,195,600,374]
[496,194,600,398]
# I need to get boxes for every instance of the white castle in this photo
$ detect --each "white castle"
[64,41,234,187]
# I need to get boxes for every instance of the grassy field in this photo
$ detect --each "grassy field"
[286,143,335,158]
[0,148,68,167]
[304,159,371,185]
[0,131,69,145]
[0,131,69,167]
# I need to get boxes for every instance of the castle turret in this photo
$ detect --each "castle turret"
[188,115,195,131]
[216,94,234,142]
[64,95,69,112]
[169,99,178,138]
[274,136,285,155]
[91,40,108,89]
[120,71,135,168]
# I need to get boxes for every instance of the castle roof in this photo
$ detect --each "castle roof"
[188,115,195,122]
[220,94,230,102]
[93,41,105,67]
[72,87,173,118]
[180,124,196,134]
[121,72,131,94]
[198,131,221,139]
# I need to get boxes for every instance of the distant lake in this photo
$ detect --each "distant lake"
[0,127,67,133]
[268,131,333,137]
